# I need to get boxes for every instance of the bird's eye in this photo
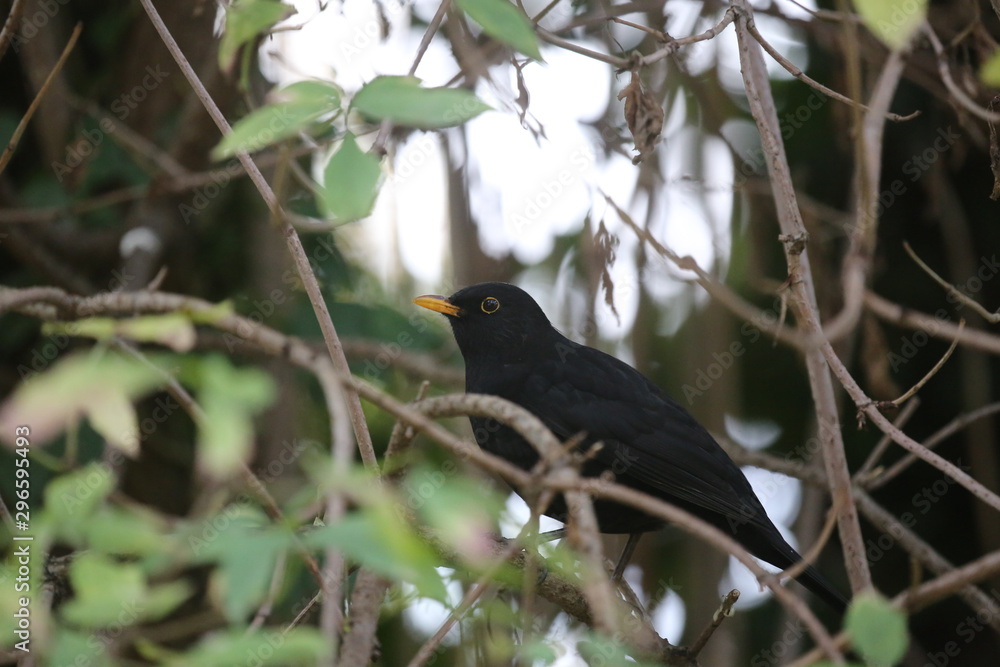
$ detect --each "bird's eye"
[481,297,500,314]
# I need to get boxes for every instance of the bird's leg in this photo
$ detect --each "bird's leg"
[612,532,642,581]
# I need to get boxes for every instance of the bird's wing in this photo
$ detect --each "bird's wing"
[509,342,771,529]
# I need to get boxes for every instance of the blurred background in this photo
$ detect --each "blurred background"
[2,0,1000,664]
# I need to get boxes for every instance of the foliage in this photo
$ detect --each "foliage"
[3,0,1000,665]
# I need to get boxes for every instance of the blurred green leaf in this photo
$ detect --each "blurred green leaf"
[186,506,293,623]
[846,591,908,666]
[306,511,446,600]
[87,507,168,556]
[321,132,383,222]
[62,553,146,627]
[143,581,194,622]
[50,629,112,667]
[352,76,491,129]
[454,0,541,60]
[982,50,1000,87]
[853,0,927,50]
[167,628,329,666]
[0,351,162,455]
[408,464,504,568]
[212,80,341,159]
[219,0,295,70]
[44,314,196,352]
[187,355,276,476]
[45,462,116,526]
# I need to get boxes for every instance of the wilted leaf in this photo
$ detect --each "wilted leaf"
[322,133,383,221]
[618,71,663,164]
[352,76,491,129]
[213,80,341,159]
[219,0,296,71]
[454,0,542,60]
[854,0,927,51]
[0,352,162,453]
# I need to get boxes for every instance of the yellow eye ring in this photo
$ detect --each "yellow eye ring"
[481,297,500,314]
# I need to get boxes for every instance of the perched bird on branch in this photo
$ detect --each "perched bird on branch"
[415,281,847,612]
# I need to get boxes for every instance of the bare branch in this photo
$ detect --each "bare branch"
[136,0,379,476]
[732,0,871,593]
[0,23,81,174]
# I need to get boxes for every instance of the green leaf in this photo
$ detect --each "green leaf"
[352,75,492,129]
[0,351,162,455]
[185,506,292,623]
[183,355,275,476]
[454,0,541,60]
[853,0,927,50]
[50,629,112,667]
[45,463,117,527]
[846,591,908,665]
[62,553,146,627]
[321,133,383,222]
[87,507,168,556]
[305,512,446,600]
[219,0,295,71]
[982,50,1000,87]
[168,628,329,667]
[44,314,196,351]
[212,80,342,159]
[408,464,504,568]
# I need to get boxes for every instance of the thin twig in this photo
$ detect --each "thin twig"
[687,589,740,657]
[854,399,920,483]
[536,27,630,68]
[247,550,287,633]
[889,320,965,407]
[409,0,450,76]
[780,496,842,582]
[0,23,82,174]
[608,193,812,350]
[406,535,523,667]
[865,291,1000,355]
[867,401,1000,491]
[743,14,918,123]
[0,0,27,63]
[904,242,1000,322]
[732,0,871,598]
[136,0,379,476]
[822,48,909,344]
[923,23,1000,124]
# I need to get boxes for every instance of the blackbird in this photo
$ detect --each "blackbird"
[415,281,848,611]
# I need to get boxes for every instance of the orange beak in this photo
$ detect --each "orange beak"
[413,294,463,317]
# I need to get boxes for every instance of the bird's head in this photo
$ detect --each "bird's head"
[414,282,558,364]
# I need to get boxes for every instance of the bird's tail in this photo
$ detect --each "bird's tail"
[795,563,849,614]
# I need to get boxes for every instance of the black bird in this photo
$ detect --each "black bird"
[415,282,848,612]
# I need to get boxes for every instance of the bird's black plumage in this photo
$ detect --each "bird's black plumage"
[415,282,847,612]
